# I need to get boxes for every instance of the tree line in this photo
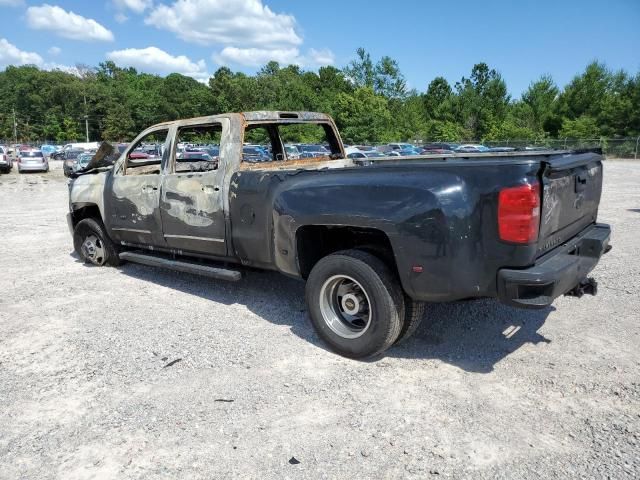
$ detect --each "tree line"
[0,48,638,145]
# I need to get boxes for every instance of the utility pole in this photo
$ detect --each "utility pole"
[12,108,17,144]
[83,94,89,142]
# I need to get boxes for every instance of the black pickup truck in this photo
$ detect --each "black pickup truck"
[67,111,611,358]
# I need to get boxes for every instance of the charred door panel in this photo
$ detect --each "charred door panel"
[159,171,226,255]
[107,173,163,245]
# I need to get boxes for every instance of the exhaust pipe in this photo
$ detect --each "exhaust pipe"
[565,277,598,298]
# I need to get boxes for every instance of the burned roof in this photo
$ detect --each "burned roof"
[241,111,331,122]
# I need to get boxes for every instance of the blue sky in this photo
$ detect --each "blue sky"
[0,0,638,97]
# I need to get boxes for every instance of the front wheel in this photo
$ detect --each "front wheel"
[73,218,121,266]
[305,250,405,359]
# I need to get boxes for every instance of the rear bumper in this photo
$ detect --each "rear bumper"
[497,223,611,309]
[18,163,48,172]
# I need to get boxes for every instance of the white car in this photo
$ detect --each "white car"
[18,149,49,173]
[0,145,12,173]
[345,147,386,159]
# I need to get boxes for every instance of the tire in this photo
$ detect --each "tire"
[73,218,121,266]
[395,297,427,344]
[305,249,405,359]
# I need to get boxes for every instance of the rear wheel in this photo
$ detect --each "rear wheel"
[395,297,427,344]
[305,250,404,358]
[73,218,121,266]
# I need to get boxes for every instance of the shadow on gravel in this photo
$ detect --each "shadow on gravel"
[390,300,553,373]
[113,260,552,373]
[114,262,320,344]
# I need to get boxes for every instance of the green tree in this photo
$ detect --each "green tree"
[559,116,600,139]
[521,75,559,133]
[334,87,393,143]
[454,63,510,139]
[58,116,81,142]
[102,103,135,141]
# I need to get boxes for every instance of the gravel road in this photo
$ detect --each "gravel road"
[0,160,638,479]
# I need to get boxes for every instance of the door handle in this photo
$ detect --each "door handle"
[142,185,158,193]
[202,186,219,194]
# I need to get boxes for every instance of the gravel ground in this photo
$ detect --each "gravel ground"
[0,160,638,479]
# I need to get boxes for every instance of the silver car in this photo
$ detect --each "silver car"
[18,150,49,173]
[0,145,12,173]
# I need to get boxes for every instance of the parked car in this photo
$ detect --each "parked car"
[242,146,270,162]
[116,143,129,154]
[63,149,90,177]
[297,144,331,158]
[387,143,414,151]
[345,147,386,159]
[387,146,421,156]
[17,149,49,173]
[488,146,517,152]
[284,144,301,160]
[66,110,611,359]
[455,144,490,153]
[419,143,460,154]
[75,152,96,172]
[40,144,58,158]
[0,145,12,173]
[204,146,220,159]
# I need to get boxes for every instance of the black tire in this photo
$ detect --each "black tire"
[395,297,427,344]
[305,249,405,359]
[73,218,121,266]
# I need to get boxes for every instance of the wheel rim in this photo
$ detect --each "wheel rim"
[81,234,106,265]
[319,275,372,339]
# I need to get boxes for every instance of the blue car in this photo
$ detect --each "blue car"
[40,144,58,158]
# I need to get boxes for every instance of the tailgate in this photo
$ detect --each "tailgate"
[538,152,603,256]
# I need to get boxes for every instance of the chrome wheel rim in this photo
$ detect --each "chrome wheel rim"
[81,234,106,265]
[319,275,372,339]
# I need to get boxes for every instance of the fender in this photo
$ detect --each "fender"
[68,171,108,223]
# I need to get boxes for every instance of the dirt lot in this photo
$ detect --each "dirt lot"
[0,160,638,479]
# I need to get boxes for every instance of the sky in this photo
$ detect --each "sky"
[0,0,639,97]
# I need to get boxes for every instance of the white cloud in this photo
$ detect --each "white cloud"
[48,46,61,56]
[213,46,335,68]
[214,47,300,67]
[0,38,43,68]
[145,0,301,49]
[42,63,82,76]
[114,12,129,23]
[307,48,335,66]
[0,0,24,6]
[113,0,152,13]
[26,4,114,42]
[107,46,210,82]
[0,39,84,75]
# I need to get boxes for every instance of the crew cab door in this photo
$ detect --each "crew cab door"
[159,120,227,256]
[106,127,169,246]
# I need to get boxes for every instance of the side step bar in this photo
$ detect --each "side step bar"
[119,251,242,282]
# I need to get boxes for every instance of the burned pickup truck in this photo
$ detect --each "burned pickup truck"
[67,111,611,358]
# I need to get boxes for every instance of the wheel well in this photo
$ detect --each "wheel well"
[296,225,397,278]
[71,204,102,227]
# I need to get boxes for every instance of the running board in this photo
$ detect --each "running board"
[119,251,242,282]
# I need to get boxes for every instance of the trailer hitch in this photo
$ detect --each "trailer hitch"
[565,277,598,298]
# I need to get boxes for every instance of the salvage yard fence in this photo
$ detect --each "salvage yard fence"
[480,137,640,159]
[3,136,640,159]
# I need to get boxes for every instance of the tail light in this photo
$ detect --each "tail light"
[498,182,540,244]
